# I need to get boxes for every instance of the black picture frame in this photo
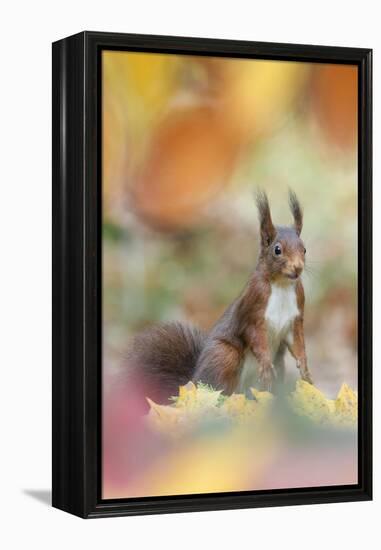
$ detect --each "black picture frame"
[52,31,372,519]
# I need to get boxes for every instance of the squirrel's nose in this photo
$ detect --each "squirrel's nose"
[294,264,303,276]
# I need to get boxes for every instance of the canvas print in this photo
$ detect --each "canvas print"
[102,51,358,499]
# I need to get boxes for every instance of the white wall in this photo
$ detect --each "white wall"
[0,1,378,548]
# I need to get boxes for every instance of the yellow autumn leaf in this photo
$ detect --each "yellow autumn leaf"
[289,380,334,424]
[289,380,357,427]
[175,381,222,410]
[250,388,274,405]
[222,393,248,415]
[333,383,358,426]
[146,380,357,436]
[221,393,259,422]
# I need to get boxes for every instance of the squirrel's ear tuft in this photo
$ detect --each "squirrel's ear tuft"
[288,189,303,236]
[255,190,276,247]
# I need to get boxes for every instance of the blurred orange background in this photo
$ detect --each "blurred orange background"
[101,50,358,499]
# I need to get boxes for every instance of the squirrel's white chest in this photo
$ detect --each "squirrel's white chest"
[238,283,299,393]
[264,283,299,335]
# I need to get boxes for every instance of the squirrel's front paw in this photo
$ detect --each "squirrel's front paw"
[297,360,313,385]
[257,364,276,392]
[301,370,313,385]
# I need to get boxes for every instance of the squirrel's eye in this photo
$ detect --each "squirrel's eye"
[304,247,306,254]
[274,244,282,256]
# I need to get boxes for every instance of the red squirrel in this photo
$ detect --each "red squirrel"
[128,190,313,403]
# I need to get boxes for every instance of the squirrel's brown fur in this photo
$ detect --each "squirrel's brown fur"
[127,190,313,403]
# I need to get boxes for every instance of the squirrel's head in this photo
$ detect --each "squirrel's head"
[256,190,306,283]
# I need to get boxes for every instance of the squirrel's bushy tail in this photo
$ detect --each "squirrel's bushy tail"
[127,322,207,404]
